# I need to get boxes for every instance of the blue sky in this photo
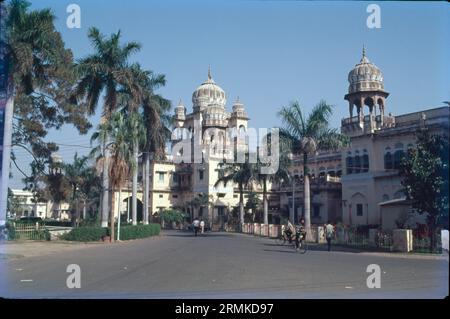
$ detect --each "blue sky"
[9,0,450,188]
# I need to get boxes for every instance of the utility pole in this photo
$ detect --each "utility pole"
[0,1,13,226]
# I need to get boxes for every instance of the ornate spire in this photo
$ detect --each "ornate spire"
[208,65,212,80]
[360,45,370,64]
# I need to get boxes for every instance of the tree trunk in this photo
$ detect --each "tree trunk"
[239,185,245,225]
[263,180,268,225]
[117,188,121,241]
[290,178,295,223]
[132,140,138,225]
[101,139,110,227]
[143,153,150,224]
[0,93,14,226]
[429,216,436,253]
[303,153,312,241]
[109,179,115,243]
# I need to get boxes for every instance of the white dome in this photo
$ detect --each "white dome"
[192,67,226,109]
[348,47,384,93]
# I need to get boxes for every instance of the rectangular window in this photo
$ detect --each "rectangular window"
[159,194,163,199]
[199,170,204,180]
[172,173,178,183]
[356,204,363,216]
[313,205,320,217]
[233,195,238,199]
[172,194,178,198]
[158,172,164,182]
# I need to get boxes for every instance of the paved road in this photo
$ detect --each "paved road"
[0,231,448,298]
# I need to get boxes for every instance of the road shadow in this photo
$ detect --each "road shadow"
[261,242,390,254]
[262,248,298,254]
[162,231,235,238]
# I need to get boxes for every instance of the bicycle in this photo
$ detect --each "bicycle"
[295,231,308,254]
[275,230,295,246]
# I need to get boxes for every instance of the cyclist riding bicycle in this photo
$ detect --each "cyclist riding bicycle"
[282,220,295,243]
[295,219,307,251]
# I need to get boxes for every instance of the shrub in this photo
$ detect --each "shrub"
[115,224,160,240]
[159,209,185,224]
[62,226,108,242]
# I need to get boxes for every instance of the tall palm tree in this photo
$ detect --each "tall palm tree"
[278,100,348,239]
[215,155,256,226]
[127,111,146,225]
[118,63,171,224]
[74,27,141,227]
[92,112,134,242]
[255,149,291,225]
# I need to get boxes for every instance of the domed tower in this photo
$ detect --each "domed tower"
[192,66,226,113]
[229,96,249,130]
[174,99,186,123]
[344,46,389,130]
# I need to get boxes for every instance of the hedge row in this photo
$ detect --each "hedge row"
[116,224,160,240]
[61,226,108,242]
[61,224,161,242]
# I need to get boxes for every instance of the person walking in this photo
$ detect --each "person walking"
[193,218,200,237]
[324,221,335,251]
[200,219,205,234]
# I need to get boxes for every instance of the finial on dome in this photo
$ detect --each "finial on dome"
[208,65,212,80]
[359,44,370,64]
[178,98,183,106]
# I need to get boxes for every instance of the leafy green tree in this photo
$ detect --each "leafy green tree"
[278,100,348,237]
[159,209,185,228]
[400,130,449,251]
[215,153,256,225]
[63,153,90,226]
[245,191,262,222]
[6,0,90,213]
[187,192,214,221]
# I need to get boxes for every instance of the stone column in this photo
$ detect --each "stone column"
[393,229,413,252]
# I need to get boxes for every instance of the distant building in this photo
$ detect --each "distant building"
[111,50,449,230]
[9,189,71,220]
[340,48,449,228]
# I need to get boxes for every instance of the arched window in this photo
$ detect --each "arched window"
[362,154,369,172]
[393,150,405,169]
[384,152,393,170]
[346,156,353,174]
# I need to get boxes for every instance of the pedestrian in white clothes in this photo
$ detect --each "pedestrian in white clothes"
[200,219,205,234]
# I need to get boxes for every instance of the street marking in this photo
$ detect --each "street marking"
[20,279,33,282]
[15,268,23,271]
[344,286,353,289]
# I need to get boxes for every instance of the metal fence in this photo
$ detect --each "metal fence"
[9,222,49,241]
[334,228,394,251]
[412,232,442,254]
